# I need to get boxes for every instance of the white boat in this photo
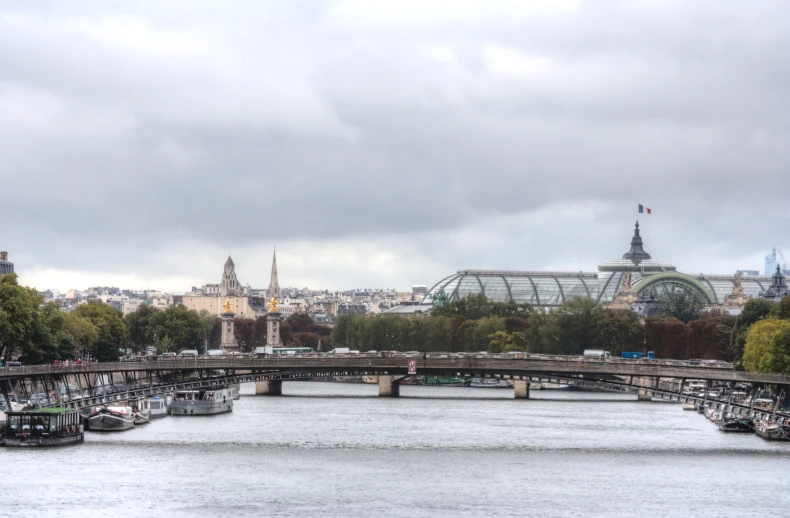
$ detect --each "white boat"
[540,382,571,390]
[128,398,151,425]
[148,395,169,419]
[88,404,135,431]
[230,386,240,400]
[682,403,696,410]
[468,378,510,388]
[170,387,233,416]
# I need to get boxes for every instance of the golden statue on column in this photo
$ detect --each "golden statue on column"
[223,298,232,313]
[268,297,279,312]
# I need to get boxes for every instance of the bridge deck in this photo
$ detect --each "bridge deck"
[1,356,787,385]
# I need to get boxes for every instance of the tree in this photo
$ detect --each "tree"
[656,287,704,324]
[487,331,523,353]
[688,315,735,360]
[0,274,42,361]
[645,317,688,359]
[63,313,99,357]
[234,318,255,351]
[125,305,163,353]
[287,312,316,333]
[542,298,602,355]
[72,300,130,360]
[776,296,790,320]
[592,310,644,356]
[251,316,268,347]
[159,305,207,353]
[743,319,784,372]
[730,298,775,366]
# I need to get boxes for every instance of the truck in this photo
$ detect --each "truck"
[583,349,611,358]
[622,351,656,359]
[329,348,351,354]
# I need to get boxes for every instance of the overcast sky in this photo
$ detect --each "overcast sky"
[2,0,788,293]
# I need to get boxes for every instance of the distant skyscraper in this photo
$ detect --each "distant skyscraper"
[267,250,281,300]
[0,251,13,275]
[765,248,777,276]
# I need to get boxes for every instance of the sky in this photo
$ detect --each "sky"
[1,0,789,293]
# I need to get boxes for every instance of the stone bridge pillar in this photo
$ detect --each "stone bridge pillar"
[256,380,282,396]
[514,380,530,399]
[637,389,652,401]
[378,375,400,397]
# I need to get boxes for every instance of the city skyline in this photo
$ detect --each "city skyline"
[2,1,789,293]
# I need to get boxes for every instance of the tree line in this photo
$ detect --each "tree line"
[330,293,790,374]
[1,273,332,363]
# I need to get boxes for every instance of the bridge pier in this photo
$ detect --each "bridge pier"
[255,380,282,396]
[378,375,400,397]
[637,389,652,401]
[514,380,530,399]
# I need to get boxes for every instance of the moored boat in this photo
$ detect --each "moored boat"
[171,387,233,416]
[540,382,571,390]
[1,408,84,447]
[718,415,754,433]
[682,403,696,411]
[754,420,790,441]
[88,405,135,431]
[148,395,169,419]
[468,378,510,388]
[128,398,151,425]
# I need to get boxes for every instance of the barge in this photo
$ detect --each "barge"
[1,408,84,447]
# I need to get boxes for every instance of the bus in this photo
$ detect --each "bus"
[273,347,315,355]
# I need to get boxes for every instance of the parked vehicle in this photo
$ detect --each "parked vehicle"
[177,350,198,357]
[583,349,611,358]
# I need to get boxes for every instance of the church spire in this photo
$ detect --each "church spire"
[268,249,281,300]
[622,221,652,265]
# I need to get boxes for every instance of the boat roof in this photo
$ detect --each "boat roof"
[6,407,78,416]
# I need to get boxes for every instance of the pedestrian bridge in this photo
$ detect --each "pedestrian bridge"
[1,354,788,424]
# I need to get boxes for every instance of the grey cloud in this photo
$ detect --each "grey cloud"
[1,0,788,289]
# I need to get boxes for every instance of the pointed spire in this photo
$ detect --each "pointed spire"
[268,249,281,300]
[225,256,235,268]
[622,221,652,264]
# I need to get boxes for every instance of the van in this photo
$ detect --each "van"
[178,350,199,357]
[330,348,350,354]
[206,349,224,357]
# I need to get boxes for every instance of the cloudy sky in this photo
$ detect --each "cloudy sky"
[2,0,788,293]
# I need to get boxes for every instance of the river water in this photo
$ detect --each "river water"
[2,383,789,518]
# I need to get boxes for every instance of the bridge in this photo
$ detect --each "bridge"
[1,354,788,424]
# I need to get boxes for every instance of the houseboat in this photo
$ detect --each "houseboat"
[88,404,135,431]
[718,415,754,433]
[148,395,169,419]
[468,378,510,388]
[1,408,84,447]
[128,398,151,425]
[755,420,790,441]
[170,387,233,416]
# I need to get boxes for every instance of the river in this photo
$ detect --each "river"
[2,383,789,517]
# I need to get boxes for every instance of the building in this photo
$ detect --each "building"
[761,266,789,303]
[267,250,281,299]
[221,257,243,296]
[412,285,428,299]
[0,251,14,275]
[424,222,774,310]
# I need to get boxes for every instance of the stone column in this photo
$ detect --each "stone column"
[637,389,652,401]
[220,312,237,352]
[514,380,530,399]
[255,380,282,395]
[267,312,282,348]
[378,375,400,397]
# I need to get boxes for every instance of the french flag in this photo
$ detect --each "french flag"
[638,204,652,214]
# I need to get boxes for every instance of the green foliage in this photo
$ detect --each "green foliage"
[72,300,129,357]
[657,288,704,324]
[487,331,523,353]
[125,305,162,353]
[541,298,602,355]
[592,310,644,356]
[730,298,775,366]
[742,319,790,373]
[234,318,255,351]
[431,293,531,320]
[0,274,42,360]
[776,296,790,320]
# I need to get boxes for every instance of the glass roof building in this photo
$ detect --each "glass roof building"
[423,223,773,308]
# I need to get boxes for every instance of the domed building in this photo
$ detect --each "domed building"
[422,222,771,311]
